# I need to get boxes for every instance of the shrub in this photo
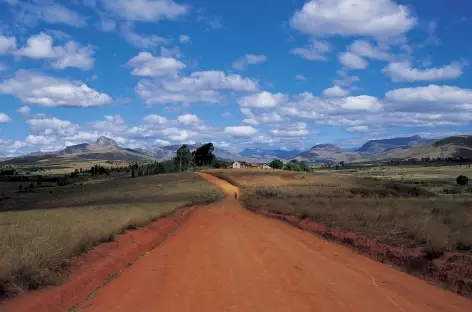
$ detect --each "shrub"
[255,187,281,198]
[269,159,283,169]
[57,178,69,187]
[456,175,469,186]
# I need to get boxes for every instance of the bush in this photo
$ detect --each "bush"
[57,178,70,187]
[255,187,281,198]
[269,159,283,169]
[456,175,469,186]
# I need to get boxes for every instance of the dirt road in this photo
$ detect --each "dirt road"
[71,172,471,312]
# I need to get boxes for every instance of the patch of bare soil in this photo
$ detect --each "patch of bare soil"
[255,209,472,298]
[0,207,195,312]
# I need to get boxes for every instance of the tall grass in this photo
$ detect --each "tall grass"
[0,173,224,297]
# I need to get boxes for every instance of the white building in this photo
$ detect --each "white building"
[232,161,241,169]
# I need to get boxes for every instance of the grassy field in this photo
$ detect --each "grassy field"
[0,172,224,297]
[208,167,472,252]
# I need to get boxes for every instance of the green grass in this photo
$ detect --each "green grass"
[0,172,224,297]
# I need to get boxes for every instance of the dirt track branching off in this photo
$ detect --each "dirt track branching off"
[0,173,224,297]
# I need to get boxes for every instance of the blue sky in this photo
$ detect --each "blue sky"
[0,0,471,156]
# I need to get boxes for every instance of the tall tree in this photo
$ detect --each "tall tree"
[194,143,216,167]
[174,145,192,172]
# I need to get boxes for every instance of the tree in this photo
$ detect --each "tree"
[270,159,283,169]
[299,161,311,172]
[283,160,302,172]
[91,166,95,176]
[194,143,216,167]
[457,175,469,186]
[131,166,136,178]
[174,145,192,172]
[18,184,23,193]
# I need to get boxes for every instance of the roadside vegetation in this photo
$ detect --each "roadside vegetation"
[0,172,224,298]
[209,167,472,253]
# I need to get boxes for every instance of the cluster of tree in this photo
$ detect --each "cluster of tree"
[90,165,109,176]
[282,160,311,172]
[130,143,217,178]
[388,157,472,166]
[18,182,41,193]
[0,169,18,176]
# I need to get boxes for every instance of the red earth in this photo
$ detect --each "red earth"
[2,172,472,312]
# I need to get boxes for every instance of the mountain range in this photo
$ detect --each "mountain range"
[2,135,472,166]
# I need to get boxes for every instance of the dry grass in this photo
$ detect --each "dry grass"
[0,172,224,296]
[208,169,472,252]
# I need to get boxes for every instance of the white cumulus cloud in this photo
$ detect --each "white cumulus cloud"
[16,33,95,70]
[0,70,112,107]
[339,52,368,69]
[291,0,416,40]
[383,61,465,82]
[127,52,186,77]
[101,0,189,22]
[291,40,331,61]
[238,91,286,108]
[323,85,349,97]
[0,113,12,124]
[224,126,258,137]
[232,54,267,70]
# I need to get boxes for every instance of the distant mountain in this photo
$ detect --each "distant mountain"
[1,137,155,165]
[239,148,301,160]
[358,135,430,154]
[294,144,366,164]
[377,135,472,160]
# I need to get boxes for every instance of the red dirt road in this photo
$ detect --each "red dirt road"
[47,173,472,311]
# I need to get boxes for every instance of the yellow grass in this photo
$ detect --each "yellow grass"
[0,173,224,297]
[208,168,472,252]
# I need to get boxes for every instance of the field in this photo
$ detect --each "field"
[0,172,224,297]
[208,167,472,253]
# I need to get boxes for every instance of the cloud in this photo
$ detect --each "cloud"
[17,106,31,116]
[179,34,191,43]
[16,33,95,70]
[27,117,78,136]
[0,113,12,124]
[127,52,186,77]
[5,0,86,27]
[121,23,168,48]
[101,0,189,22]
[232,54,267,70]
[0,35,17,54]
[243,112,282,125]
[143,114,168,124]
[177,114,200,125]
[295,75,307,81]
[339,52,368,69]
[323,85,349,97]
[385,85,472,112]
[383,61,466,82]
[222,112,231,117]
[224,126,258,137]
[136,71,258,105]
[270,123,309,137]
[291,0,416,40]
[238,91,286,108]
[348,40,391,60]
[0,70,112,107]
[291,40,331,61]
[347,125,370,133]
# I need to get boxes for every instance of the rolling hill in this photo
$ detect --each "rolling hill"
[358,135,431,154]
[293,144,367,164]
[239,148,301,160]
[1,137,155,165]
[377,135,472,160]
